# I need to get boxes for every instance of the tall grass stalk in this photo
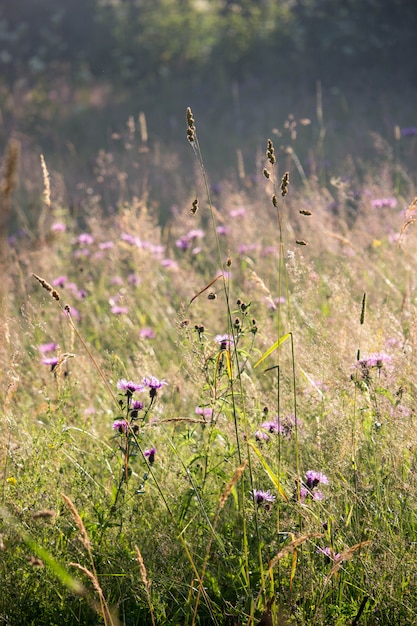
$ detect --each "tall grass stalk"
[186,107,266,617]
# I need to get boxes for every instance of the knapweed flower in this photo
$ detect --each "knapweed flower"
[117,379,144,395]
[128,273,140,286]
[187,229,205,240]
[121,232,141,247]
[317,546,341,561]
[143,448,156,464]
[38,342,58,354]
[215,334,234,348]
[195,406,213,419]
[78,233,94,245]
[131,400,144,411]
[51,222,67,232]
[357,352,392,370]
[74,248,90,258]
[99,241,114,250]
[42,356,59,369]
[161,258,179,270]
[52,275,67,287]
[111,305,129,315]
[252,489,276,506]
[300,486,324,502]
[254,429,269,442]
[175,235,191,250]
[305,470,329,489]
[112,419,129,433]
[370,197,397,209]
[261,418,284,435]
[143,376,167,398]
[139,327,156,339]
[229,207,246,218]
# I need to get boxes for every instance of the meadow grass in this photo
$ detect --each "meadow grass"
[1,107,417,626]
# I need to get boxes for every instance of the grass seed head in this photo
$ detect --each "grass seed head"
[280,171,289,196]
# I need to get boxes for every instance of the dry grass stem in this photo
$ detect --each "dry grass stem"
[134,545,156,626]
[61,493,91,551]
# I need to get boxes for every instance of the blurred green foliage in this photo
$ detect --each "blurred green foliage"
[0,0,415,88]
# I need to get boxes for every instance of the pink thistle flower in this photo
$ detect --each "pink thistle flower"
[195,406,213,419]
[78,233,94,245]
[112,419,129,433]
[111,305,129,315]
[252,489,276,506]
[51,222,67,232]
[143,448,156,464]
[38,342,58,354]
[139,327,156,339]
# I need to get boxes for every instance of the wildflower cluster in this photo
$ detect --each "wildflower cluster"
[112,375,167,486]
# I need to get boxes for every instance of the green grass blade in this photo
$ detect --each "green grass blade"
[253,333,291,369]
[248,442,288,501]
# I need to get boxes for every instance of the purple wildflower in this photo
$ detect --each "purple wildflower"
[143,376,167,398]
[144,448,156,464]
[112,419,129,433]
[317,546,341,561]
[305,470,329,490]
[175,235,191,250]
[229,207,246,218]
[74,248,90,258]
[252,489,276,506]
[78,233,94,245]
[300,486,324,502]
[121,232,141,247]
[370,197,397,209]
[357,352,392,369]
[38,342,58,354]
[161,258,179,270]
[149,244,165,257]
[139,327,156,339]
[261,418,284,435]
[52,275,67,287]
[254,429,269,442]
[128,273,141,286]
[111,305,129,315]
[42,356,59,370]
[51,222,66,232]
[132,400,144,411]
[117,379,144,394]
[195,406,213,419]
[215,334,234,347]
[99,241,114,249]
[238,243,259,255]
[188,229,205,239]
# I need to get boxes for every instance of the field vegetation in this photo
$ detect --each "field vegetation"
[1,1,417,624]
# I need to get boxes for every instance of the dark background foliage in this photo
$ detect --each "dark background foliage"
[0,0,416,224]
[0,0,416,85]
